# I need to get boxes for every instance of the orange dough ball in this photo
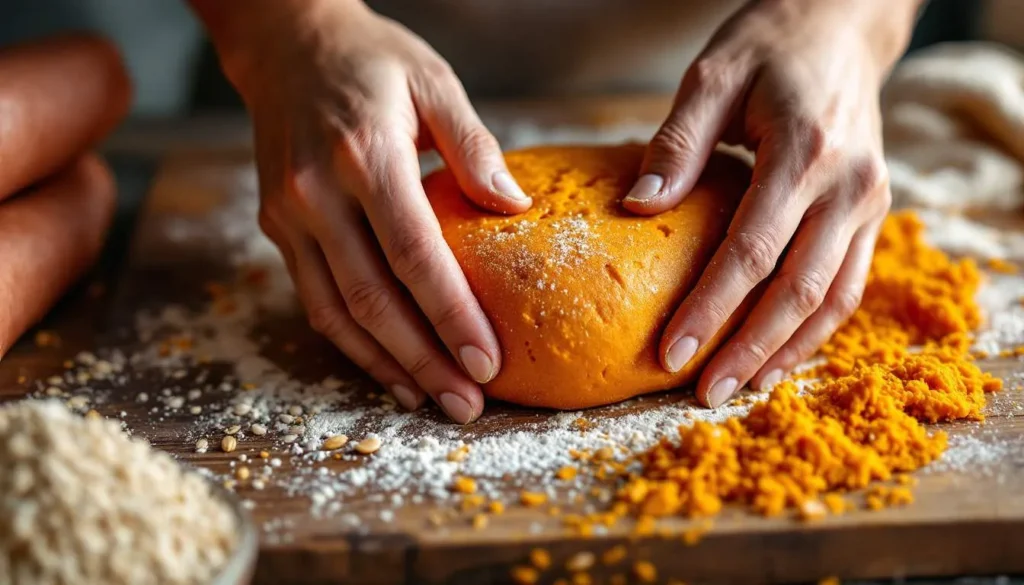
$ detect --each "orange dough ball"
[426,144,755,409]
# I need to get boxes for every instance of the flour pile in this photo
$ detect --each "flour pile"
[0,400,238,585]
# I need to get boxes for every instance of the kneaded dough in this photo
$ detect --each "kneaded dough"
[426,144,753,409]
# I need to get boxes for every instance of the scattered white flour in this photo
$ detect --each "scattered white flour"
[918,208,1024,260]
[22,160,1024,542]
[0,400,238,585]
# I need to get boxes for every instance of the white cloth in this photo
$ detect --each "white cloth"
[883,42,1024,211]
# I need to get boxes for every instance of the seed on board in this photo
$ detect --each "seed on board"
[45,387,63,397]
[195,439,209,453]
[566,552,595,572]
[281,434,298,444]
[288,405,303,417]
[252,478,266,490]
[278,414,294,424]
[221,436,238,453]
[236,466,251,481]
[167,396,185,409]
[355,437,381,454]
[67,396,89,410]
[233,403,252,417]
[322,435,348,451]
[224,425,241,436]
[472,514,488,530]
[187,389,202,400]
[250,424,267,436]
[85,410,101,420]
[189,406,202,415]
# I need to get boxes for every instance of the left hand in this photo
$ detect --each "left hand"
[622,0,921,407]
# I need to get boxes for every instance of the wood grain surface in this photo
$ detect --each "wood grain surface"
[4,106,1024,585]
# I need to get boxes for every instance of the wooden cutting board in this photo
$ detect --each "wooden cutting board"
[4,101,1024,585]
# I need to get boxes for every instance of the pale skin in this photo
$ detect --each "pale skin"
[190,0,923,422]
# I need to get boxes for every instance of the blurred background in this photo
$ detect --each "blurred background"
[0,0,1008,119]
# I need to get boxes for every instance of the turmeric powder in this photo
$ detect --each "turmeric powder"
[613,211,1002,521]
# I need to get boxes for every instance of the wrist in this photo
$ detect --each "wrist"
[188,0,367,89]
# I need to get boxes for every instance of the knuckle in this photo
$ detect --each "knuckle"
[421,57,458,85]
[729,230,779,282]
[307,304,352,339]
[832,286,864,320]
[787,117,830,172]
[336,123,388,173]
[430,297,474,331]
[650,123,700,163]
[388,229,441,285]
[406,352,434,377]
[688,56,736,96]
[733,338,771,366]
[345,279,394,329]
[781,270,829,317]
[454,124,500,162]
[847,156,892,211]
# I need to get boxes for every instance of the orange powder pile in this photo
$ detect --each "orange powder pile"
[615,211,1002,521]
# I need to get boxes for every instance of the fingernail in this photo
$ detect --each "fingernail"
[624,174,665,203]
[759,369,783,392]
[391,384,421,411]
[707,377,739,409]
[459,345,496,383]
[665,336,698,373]
[439,392,476,424]
[492,171,530,201]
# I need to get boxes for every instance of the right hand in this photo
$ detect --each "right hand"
[206,0,531,423]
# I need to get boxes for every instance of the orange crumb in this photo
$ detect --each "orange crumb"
[510,566,539,585]
[823,494,848,515]
[556,466,578,481]
[452,476,477,495]
[471,514,488,530]
[529,548,551,570]
[520,491,548,507]
[571,573,592,585]
[461,494,485,512]
[601,545,627,565]
[34,331,60,348]
[633,561,658,583]
[488,501,505,515]
[819,577,840,585]
[448,445,470,462]
[987,257,1017,274]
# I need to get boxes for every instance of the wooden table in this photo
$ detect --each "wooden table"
[4,101,1024,585]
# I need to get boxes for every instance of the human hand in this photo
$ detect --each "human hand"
[197,0,531,423]
[623,0,922,407]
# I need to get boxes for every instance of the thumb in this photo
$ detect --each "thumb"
[412,64,532,215]
[623,58,747,216]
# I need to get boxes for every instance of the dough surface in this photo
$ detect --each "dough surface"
[426,144,753,409]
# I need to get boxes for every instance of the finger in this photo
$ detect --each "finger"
[293,165,485,424]
[695,208,854,407]
[0,34,130,201]
[623,53,751,215]
[751,219,882,390]
[659,148,808,379]
[0,154,115,357]
[412,64,531,214]
[337,132,503,385]
[285,227,427,411]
